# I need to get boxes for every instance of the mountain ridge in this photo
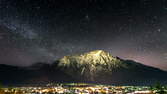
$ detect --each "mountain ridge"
[0,50,167,85]
[56,50,167,84]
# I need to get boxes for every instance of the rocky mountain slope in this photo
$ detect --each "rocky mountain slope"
[0,50,167,85]
[57,50,167,85]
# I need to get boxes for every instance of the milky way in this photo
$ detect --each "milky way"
[0,0,167,70]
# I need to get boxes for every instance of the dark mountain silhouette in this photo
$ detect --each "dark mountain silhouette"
[0,50,167,86]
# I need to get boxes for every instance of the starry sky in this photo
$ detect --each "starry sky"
[0,0,167,70]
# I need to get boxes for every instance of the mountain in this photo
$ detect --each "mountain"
[57,50,167,85]
[58,50,124,81]
[0,50,167,86]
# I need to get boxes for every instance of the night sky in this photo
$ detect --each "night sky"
[0,0,167,70]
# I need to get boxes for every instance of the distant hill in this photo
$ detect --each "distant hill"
[0,50,167,86]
